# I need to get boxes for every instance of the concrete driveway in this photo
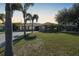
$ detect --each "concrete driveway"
[0,32,24,47]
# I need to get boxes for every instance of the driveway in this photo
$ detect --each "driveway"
[0,32,24,47]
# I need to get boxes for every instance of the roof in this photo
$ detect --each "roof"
[42,22,53,26]
[26,23,42,26]
[16,23,42,27]
[15,22,55,27]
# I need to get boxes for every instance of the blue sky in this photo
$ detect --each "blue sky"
[0,3,73,23]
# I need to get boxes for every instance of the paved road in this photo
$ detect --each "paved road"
[0,32,24,47]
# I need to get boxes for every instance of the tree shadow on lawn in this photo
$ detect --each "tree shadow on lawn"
[41,30,79,36]
[40,30,59,33]
[41,31,79,36]
[40,31,61,34]
[13,35,24,45]
[24,33,37,41]
[13,33,37,45]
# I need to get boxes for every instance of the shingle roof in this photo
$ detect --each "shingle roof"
[17,23,42,27]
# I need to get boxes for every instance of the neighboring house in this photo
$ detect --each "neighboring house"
[59,22,79,32]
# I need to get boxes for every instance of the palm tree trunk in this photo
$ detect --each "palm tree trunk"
[24,19,26,38]
[5,3,13,56]
[23,11,26,39]
[24,21,26,37]
[32,20,33,33]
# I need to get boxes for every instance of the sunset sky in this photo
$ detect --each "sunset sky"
[0,3,73,24]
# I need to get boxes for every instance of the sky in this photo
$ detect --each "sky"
[0,3,73,24]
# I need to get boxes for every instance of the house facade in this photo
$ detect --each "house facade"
[16,22,54,32]
[59,22,79,32]
[17,23,42,31]
[39,22,54,32]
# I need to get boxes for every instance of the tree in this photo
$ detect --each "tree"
[72,3,79,29]
[25,13,32,32]
[0,14,5,32]
[21,3,33,38]
[25,13,39,33]
[31,14,39,33]
[5,3,13,56]
[56,3,79,32]
[5,3,23,56]
[11,3,23,17]
[0,14,5,23]
[56,8,69,31]
[13,23,19,31]
[4,3,33,55]
[25,13,32,22]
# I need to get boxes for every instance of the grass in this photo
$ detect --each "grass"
[1,32,79,56]
[0,48,4,56]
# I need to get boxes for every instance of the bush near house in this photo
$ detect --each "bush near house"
[13,23,19,31]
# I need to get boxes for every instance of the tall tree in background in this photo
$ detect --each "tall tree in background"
[72,3,79,29]
[56,3,79,31]
[25,13,32,32]
[25,13,39,33]
[21,3,33,38]
[31,14,39,33]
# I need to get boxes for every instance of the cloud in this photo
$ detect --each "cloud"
[12,16,23,23]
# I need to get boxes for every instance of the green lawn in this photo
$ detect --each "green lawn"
[1,32,79,56]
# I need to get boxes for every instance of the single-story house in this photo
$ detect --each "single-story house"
[17,23,42,31]
[0,22,57,32]
[39,22,53,32]
[16,22,54,32]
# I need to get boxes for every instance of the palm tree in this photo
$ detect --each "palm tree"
[11,3,23,17]
[0,14,5,32]
[5,3,23,56]
[4,3,33,55]
[25,13,32,22]
[21,3,33,38]
[5,3,13,56]
[0,14,5,23]
[25,13,32,32]
[31,14,39,33]
[25,13,39,33]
